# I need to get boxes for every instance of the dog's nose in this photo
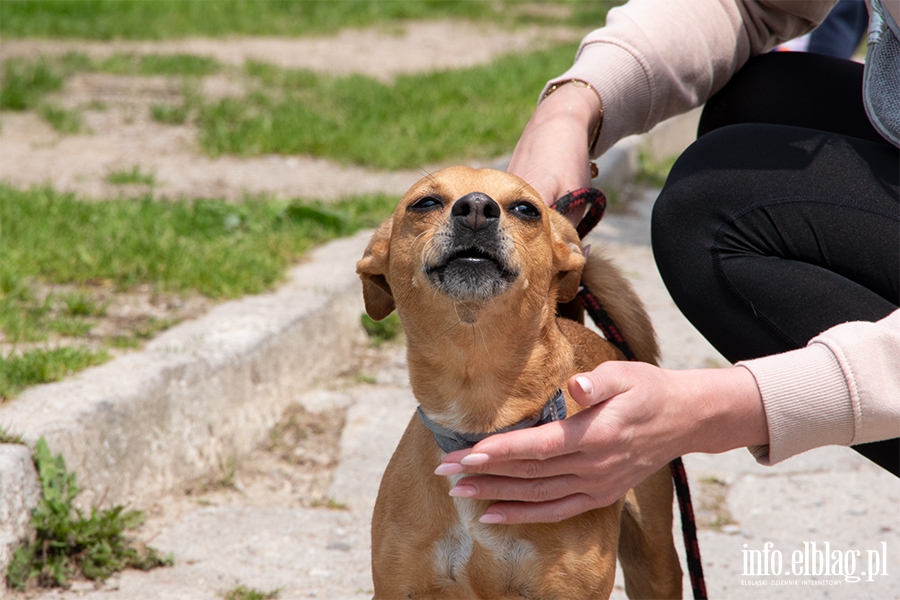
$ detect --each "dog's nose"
[451,192,501,231]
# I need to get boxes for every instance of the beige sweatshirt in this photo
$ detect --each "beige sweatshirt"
[547,0,900,464]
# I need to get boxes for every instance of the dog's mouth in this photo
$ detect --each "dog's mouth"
[425,243,518,301]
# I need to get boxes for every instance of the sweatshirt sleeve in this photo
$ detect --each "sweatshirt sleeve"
[544,0,835,156]
[738,309,900,465]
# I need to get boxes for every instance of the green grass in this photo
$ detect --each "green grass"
[0,58,64,111]
[0,279,107,345]
[0,347,109,402]
[0,57,82,133]
[6,438,173,590]
[200,43,578,169]
[220,584,281,600]
[36,103,82,133]
[0,1,620,40]
[150,103,189,124]
[99,53,221,77]
[635,150,679,188]
[0,425,25,445]
[106,166,156,186]
[361,313,402,346]
[0,184,396,299]
[59,292,107,318]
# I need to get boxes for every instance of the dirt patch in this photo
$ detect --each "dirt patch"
[182,404,348,510]
[695,476,738,532]
[2,19,564,202]
[0,109,427,202]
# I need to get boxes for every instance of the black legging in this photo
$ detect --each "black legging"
[652,52,899,475]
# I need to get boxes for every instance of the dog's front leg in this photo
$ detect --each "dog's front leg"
[617,466,684,599]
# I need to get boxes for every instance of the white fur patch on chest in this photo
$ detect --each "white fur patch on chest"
[431,475,537,586]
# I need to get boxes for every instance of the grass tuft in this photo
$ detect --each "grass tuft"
[360,313,402,346]
[60,292,108,318]
[0,347,109,402]
[150,103,189,124]
[6,438,173,591]
[220,584,281,600]
[0,58,83,133]
[635,150,679,188]
[36,103,82,133]
[0,58,63,111]
[106,166,156,186]
[0,424,25,445]
[99,53,220,77]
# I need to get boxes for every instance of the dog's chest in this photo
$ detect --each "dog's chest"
[430,475,538,594]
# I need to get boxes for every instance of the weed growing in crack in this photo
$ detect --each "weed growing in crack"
[5,438,173,591]
[0,424,24,444]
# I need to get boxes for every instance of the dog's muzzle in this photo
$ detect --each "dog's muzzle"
[424,193,518,301]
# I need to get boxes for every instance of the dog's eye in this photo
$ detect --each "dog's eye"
[509,201,540,220]
[409,196,443,212]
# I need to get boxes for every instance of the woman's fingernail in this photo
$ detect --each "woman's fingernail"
[449,485,477,498]
[460,453,489,466]
[479,513,505,524]
[434,463,463,476]
[575,376,593,395]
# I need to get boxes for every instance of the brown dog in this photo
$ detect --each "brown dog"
[358,166,682,599]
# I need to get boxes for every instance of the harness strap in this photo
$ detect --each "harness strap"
[552,188,708,600]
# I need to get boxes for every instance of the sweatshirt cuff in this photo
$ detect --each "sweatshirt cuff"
[540,41,653,157]
[737,344,854,465]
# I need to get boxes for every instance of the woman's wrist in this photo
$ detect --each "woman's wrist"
[534,81,603,151]
[683,366,769,455]
[507,83,601,209]
[540,79,604,153]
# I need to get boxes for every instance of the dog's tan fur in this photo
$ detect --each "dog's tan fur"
[358,167,681,599]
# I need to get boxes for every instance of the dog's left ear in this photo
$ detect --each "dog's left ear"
[356,218,395,320]
[549,212,586,303]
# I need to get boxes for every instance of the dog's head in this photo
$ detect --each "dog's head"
[357,167,584,325]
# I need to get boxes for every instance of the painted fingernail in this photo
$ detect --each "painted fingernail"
[460,453,489,466]
[479,513,505,524]
[449,485,477,498]
[575,376,593,395]
[434,463,463,476]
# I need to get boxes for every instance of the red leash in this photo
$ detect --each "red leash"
[552,188,708,600]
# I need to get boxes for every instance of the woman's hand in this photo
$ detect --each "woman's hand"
[507,82,601,226]
[435,362,767,525]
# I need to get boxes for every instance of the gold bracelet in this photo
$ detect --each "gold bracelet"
[540,79,604,155]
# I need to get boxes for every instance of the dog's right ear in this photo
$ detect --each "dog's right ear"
[356,218,395,321]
